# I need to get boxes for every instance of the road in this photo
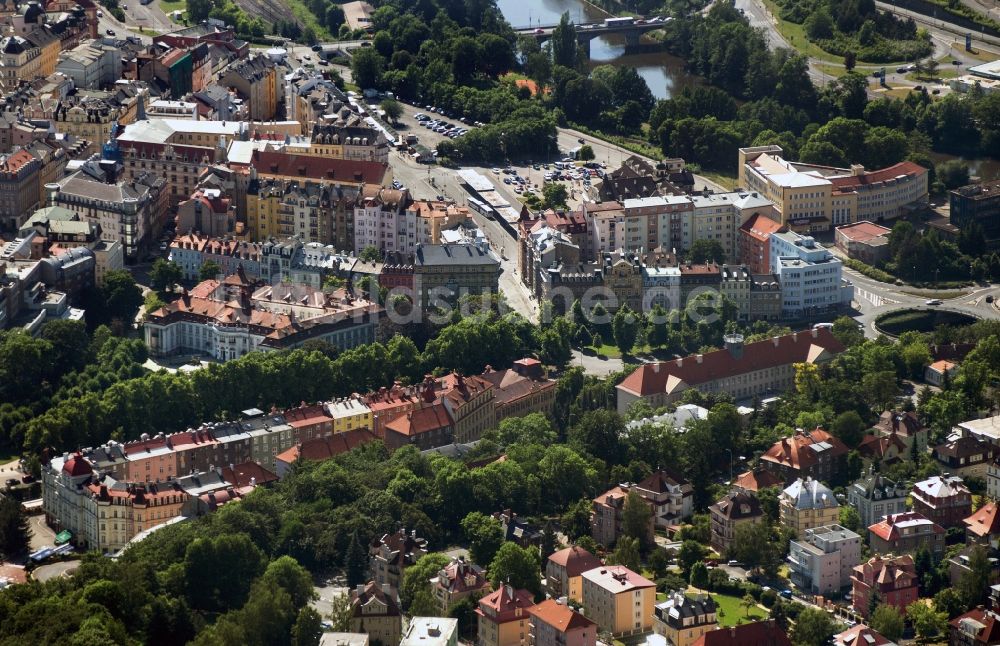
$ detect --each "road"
[32,559,80,582]
[842,263,1000,337]
[121,0,177,32]
[738,0,1000,93]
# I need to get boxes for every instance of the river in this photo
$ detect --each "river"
[496,0,699,100]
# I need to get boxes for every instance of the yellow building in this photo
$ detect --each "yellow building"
[0,35,42,91]
[25,27,60,77]
[653,592,718,646]
[326,397,373,434]
[546,546,603,603]
[54,96,138,156]
[779,477,841,537]
[220,55,281,121]
[738,145,928,233]
[580,566,656,635]
[407,200,468,245]
[476,586,534,646]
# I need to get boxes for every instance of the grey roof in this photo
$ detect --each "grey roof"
[782,477,838,510]
[414,243,499,267]
[58,171,150,204]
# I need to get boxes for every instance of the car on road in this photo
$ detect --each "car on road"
[106,29,115,35]
[577,138,585,144]
[925,299,942,306]
[312,45,322,51]
[96,9,103,16]
[534,28,544,34]
[780,589,793,599]
[987,295,995,303]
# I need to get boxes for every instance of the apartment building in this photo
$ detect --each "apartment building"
[911,475,973,528]
[951,179,1000,241]
[479,358,558,423]
[0,35,42,91]
[738,146,928,232]
[709,490,764,554]
[412,243,500,309]
[761,428,849,485]
[56,40,121,89]
[653,592,718,646]
[770,231,852,318]
[933,436,998,479]
[44,94,139,158]
[51,163,166,262]
[431,556,491,614]
[780,477,840,536]
[303,122,391,164]
[634,469,694,529]
[0,149,40,231]
[353,185,412,255]
[738,212,786,273]
[787,524,861,595]
[848,472,908,528]
[528,600,597,646]
[580,566,656,635]
[476,586,534,646]
[869,512,946,557]
[617,328,845,413]
[274,429,378,477]
[349,582,402,646]
[545,546,603,603]
[370,528,428,591]
[591,484,655,547]
[219,55,282,120]
[19,206,124,286]
[116,115,245,206]
[874,410,930,452]
[144,280,380,361]
[169,234,261,281]
[851,555,918,619]
[835,221,892,265]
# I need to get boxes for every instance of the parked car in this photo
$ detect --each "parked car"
[925,299,942,306]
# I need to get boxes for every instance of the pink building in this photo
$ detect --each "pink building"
[529,599,597,646]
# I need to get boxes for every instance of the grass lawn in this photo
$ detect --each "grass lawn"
[900,288,969,300]
[581,343,623,359]
[158,0,184,14]
[699,171,738,191]
[708,592,768,627]
[761,0,911,67]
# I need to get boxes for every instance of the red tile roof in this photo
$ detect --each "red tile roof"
[740,212,786,242]
[618,328,844,397]
[857,432,907,462]
[62,452,93,477]
[548,546,603,578]
[761,428,849,471]
[949,608,1000,644]
[964,502,1000,539]
[830,161,927,192]
[693,621,791,646]
[275,429,378,464]
[733,468,784,492]
[384,403,452,437]
[833,624,895,646]
[836,221,891,243]
[252,150,388,184]
[868,512,944,541]
[221,462,278,489]
[528,600,596,633]
[477,585,534,614]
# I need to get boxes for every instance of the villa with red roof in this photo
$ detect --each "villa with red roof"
[761,427,849,484]
[911,475,973,528]
[835,221,892,265]
[476,585,534,646]
[616,327,844,414]
[965,502,1000,549]
[869,512,946,557]
[431,556,491,614]
[693,620,791,646]
[851,554,918,618]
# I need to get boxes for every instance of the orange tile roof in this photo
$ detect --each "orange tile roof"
[836,221,891,243]
[477,585,533,614]
[964,502,1000,538]
[528,599,595,633]
[868,512,944,541]
[830,161,927,192]
[740,212,786,242]
[548,546,603,577]
[694,621,791,646]
[275,429,378,464]
[384,403,451,437]
[619,328,844,397]
[761,428,849,470]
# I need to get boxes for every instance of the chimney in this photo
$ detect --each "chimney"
[381,583,392,597]
[45,182,60,206]
[772,336,779,347]
[356,584,365,597]
[811,327,818,338]
[696,354,703,364]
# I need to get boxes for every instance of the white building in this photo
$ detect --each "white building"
[787,524,862,595]
[400,618,458,646]
[769,231,852,318]
[352,185,412,255]
[641,263,681,311]
[848,472,909,528]
[56,40,121,89]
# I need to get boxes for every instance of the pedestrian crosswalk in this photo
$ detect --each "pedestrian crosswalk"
[855,288,899,308]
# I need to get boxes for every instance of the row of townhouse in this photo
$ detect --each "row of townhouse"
[41,451,276,553]
[521,215,850,319]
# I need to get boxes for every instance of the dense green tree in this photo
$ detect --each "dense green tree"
[621,490,652,548]
[830,410,866,447]
[100,270,144,327]
[870,604,904,641]
[199,260,221,282]
[687,239,726,264]
[561,498,593,540]
[401,553,450,609]
[959,545,991,609]
[291,607,323,646]
[150,259,183,292]
[0,494,29,559]
[791,607,835,646]
[689,560,709,589]
[907,601,948,639]
[351,47,385,90]
[461,512,505,567]
[489,543,541,597]
[612,306,640,356]
[677,540,706,577]
[551,13,578,68]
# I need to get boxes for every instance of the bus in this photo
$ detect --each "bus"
[604,16,635,27]
[467,197,495,220]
